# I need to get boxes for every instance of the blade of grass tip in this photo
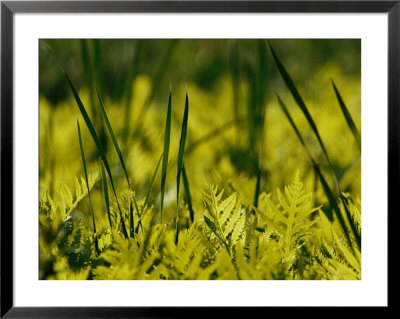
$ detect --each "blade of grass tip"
[77,120,99,255]
[276,94,356,252]
[267,42,335,169]
[160,89,172,224]
[182,164,194,224]
[65,75,128,238]
[331,80,361,152]
[99,157,112,228]
[176,88,189,243]
[96,88,140,237]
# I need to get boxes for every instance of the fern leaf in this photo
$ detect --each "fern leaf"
[231,210,246,246]
[223,199,241,237]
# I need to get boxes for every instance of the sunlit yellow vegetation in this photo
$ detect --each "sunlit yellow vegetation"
[39,39,361,280]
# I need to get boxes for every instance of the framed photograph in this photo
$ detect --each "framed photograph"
[1,0,394,316]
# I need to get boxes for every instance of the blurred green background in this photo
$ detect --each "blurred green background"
[40,39,360,106]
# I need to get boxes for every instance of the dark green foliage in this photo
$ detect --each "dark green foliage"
[65,74,128,238]
[176,89,189,241]
[160,90,172,223]
[99,158,112,228]
[268,41,332,168]
[332,80,361,151]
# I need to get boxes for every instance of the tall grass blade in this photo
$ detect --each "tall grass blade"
[182,164,194,223]
[65,75,128,238]
[96,88,141,238]
[331,80,361,151]
[276,93,357,252]
[99,157,112,228]
[276,93,308,150]
[80,40,108,152]
[176,90,189,205]
[253,109,265,208]
[96,88,131,187]
[267,41,332,166]
[77,120,99,255]
[175,89,189,243]
[160,89,172,223]
[142,152,163,213]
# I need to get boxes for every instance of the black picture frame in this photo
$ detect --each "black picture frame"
[1,0,395,317]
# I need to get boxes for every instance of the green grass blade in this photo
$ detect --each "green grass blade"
[276,93,358,252]
[142,152,163,212]
[253,162,262,208]
[65,74,128,238]
[267,41,332,166]
[253,107,266,208]
[176,90,189,207]
[96,88,131,187]
[182,164,194,223]
[331,80,361,151]
[99,157,112,228]
[77,120,99,255]
[276,93,308,151]
[96,88,141,238]
[175,89,189,242]
[66,75,105,159]
[160,89,172,224]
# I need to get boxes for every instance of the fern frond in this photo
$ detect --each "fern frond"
[203,184,246,254]
[257,171,320,270]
